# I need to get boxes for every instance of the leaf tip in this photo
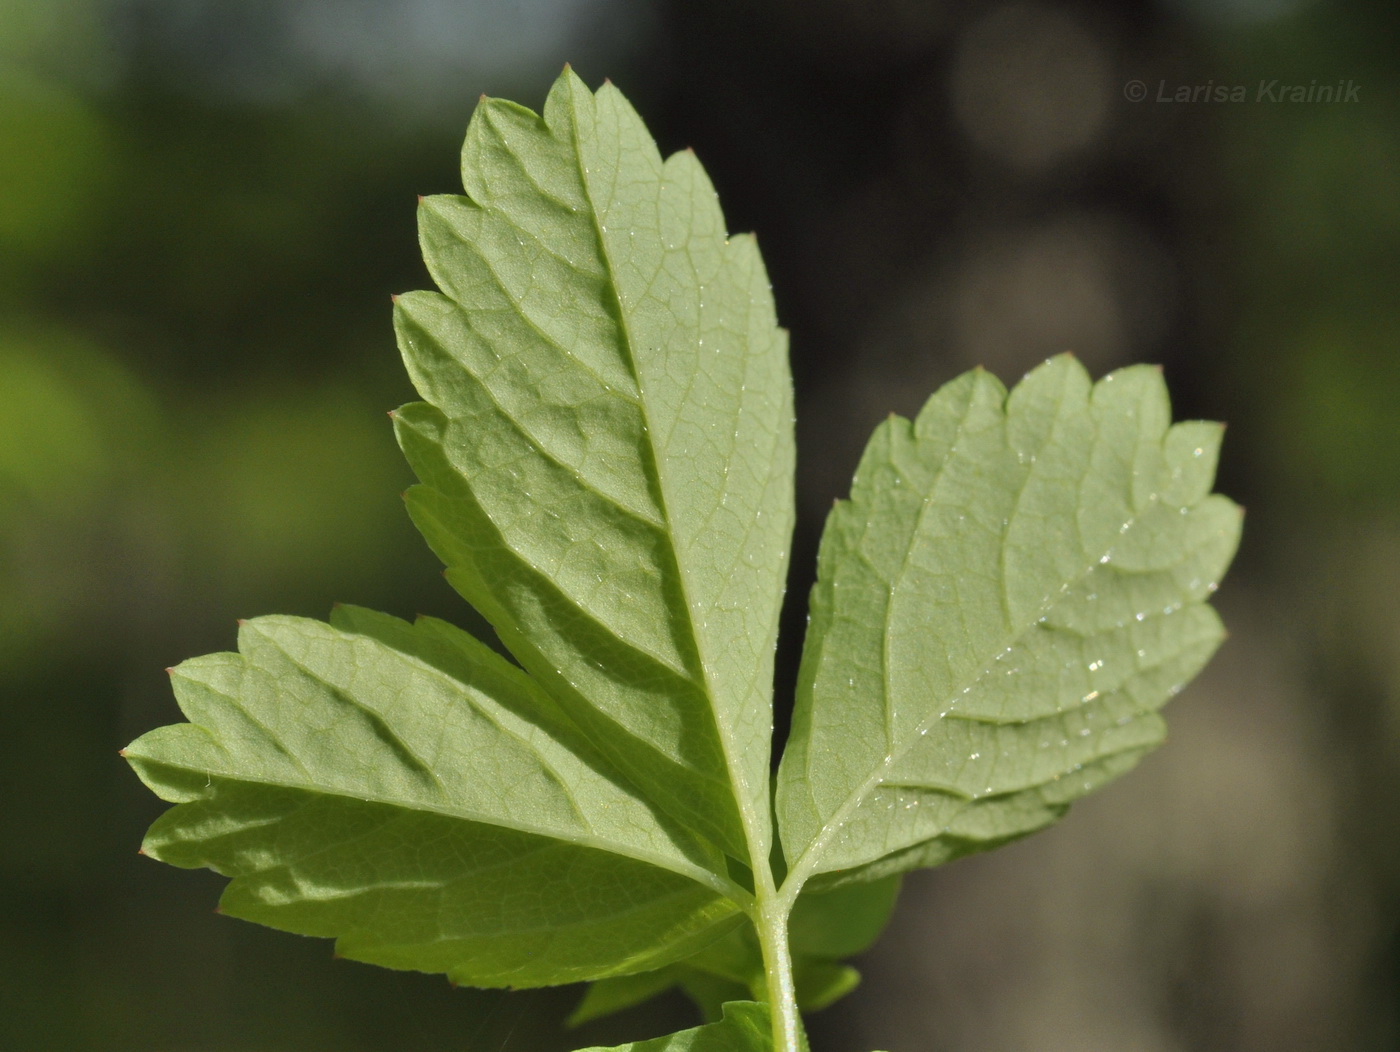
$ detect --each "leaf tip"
[136,845,146,856]
[212,905,223,915]
[163,666,174,677]
[416,194,425,205]
[390,292,399,304]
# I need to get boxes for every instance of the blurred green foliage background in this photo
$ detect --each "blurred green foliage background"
[2,0,1398,1049]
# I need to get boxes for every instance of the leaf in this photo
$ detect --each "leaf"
[124,607,744,987]
[574,1001,771,1051]
[787,875,900,959]
[788,960,860,1013]
[677,970,753,1024]
[123,66,1243,1052]
[776,356,1242,887]
[569,967,690,1027]
[392,67,794,864]
[572,877,899,1025]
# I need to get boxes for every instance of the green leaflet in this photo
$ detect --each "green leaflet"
[124,607,742,987]
[570,968,688,1027]
[776,356,1241,887]
[786,874,901,958]
[394,67,793,864]
[575,1001,771,1051]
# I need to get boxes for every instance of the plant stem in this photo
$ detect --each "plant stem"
[753,883,804,1052]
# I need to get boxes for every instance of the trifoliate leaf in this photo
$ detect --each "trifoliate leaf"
[393,67,793,865]
[124,66,1242,1052]
[776,356,1241,887]
[124,607,743,987]
[574,1001,771,1051]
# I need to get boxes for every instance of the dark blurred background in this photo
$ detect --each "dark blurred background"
[2,0,1397,1049]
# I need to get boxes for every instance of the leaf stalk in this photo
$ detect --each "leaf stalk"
[753,878,805,1052]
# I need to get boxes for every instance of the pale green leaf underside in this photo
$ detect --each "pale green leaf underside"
[119,68,1244,1052]
[124,607,741,987]
[777,355,1241,885]
[575,1001,771,1051]
[393,68,793,862]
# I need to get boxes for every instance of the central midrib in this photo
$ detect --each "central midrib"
[566,88,767,879]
